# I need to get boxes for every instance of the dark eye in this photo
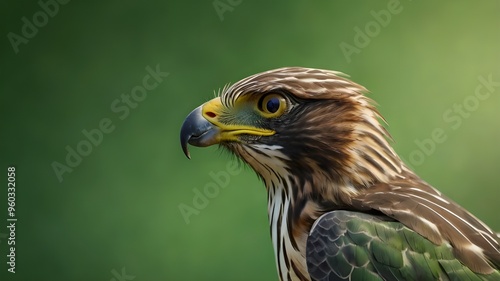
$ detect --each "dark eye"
[266,97,280,113]
[258,93,287,117]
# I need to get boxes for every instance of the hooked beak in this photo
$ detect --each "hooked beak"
[180,105,219,159]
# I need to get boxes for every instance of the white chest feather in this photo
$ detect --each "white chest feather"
[268,187,310,281]
[242,144,310,280]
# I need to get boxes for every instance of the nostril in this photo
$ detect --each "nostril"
[206,112,216,118]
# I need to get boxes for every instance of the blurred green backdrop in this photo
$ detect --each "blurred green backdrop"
[1,1,499,280]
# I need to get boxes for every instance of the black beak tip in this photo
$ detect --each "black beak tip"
[180,122,193,159]
[181,140,191,159]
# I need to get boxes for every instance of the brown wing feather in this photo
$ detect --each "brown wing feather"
[351,170,500,274]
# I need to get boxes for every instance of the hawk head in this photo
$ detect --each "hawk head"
[181,67,402,200]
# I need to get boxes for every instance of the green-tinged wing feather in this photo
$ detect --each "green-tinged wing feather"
[306,210,500,281]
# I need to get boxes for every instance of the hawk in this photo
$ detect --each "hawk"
[180,67,500,281]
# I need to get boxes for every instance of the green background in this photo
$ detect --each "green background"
[1,1,499,280]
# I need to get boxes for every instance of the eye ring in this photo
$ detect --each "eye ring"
[257,93,287,117]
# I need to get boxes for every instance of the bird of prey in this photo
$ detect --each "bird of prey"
[180,67,500,281]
